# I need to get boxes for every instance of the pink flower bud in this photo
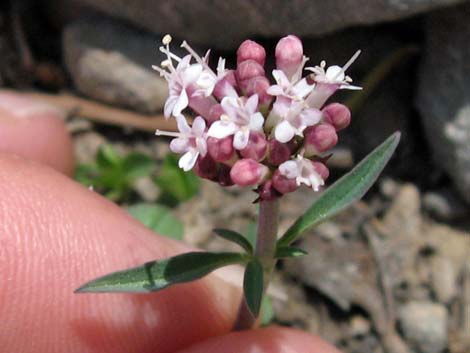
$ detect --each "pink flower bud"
[188,95,217,120]
[275,35,303,79]
[230,159,269,186]
[312,161,329,181]
[213,71,238,101]
[237,40,266,66]
[322,103,351,131]
[258,180,280,201]
[304,123,338,155]
[207,136,235,162]
[267,139,291,166]
[218,164,234,186]
[236,59,265,84]
[208,104,224,124]
[194,154,218,180]
[240,132,267,161]
[242,76,272,105]
[272,169,299,194]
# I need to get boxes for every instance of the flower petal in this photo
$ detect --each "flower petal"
[183,64,203,85]
[279,160,299,179]
[249,112,265,132]
[173,89,189,117]
[176,114,191,134]
[195,137,207,157]
[192,116,207,136]
[207,120,237,139]
[170,137,190,154]
[164,95,177,118]
[272,70,289,88]
[179,150,199,171]
[267,85,284,96]
[275,120,296,143]
[245,94,259,115]
[293,78,314,99]
[300,108,322,126]
[233,129,250,150]
[325,65,344,82]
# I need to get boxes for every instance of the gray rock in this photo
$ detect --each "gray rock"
[430,256,457,304]
[52,0,466,49]
[63,18,168,114]
[398,301,448,353]
[416,3,470,203]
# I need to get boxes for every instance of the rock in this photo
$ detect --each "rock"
[430,256,457,304]
[416,3,470,203]
[398,301,448,353]
[63,18,168,114]
[73,131,107,164]
[51,0,465,49]
[422,190,468,221]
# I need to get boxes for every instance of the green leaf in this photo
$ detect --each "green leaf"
[128,203,184,240]
[123,153,155,180]
[213,229,253,254]
[260,296,274,326]
[243,258,264,317]
[96,144,122,169]
[155,154,200,204]
[275,246,308,259]
[277,132,400,247]
[75,252,247,293]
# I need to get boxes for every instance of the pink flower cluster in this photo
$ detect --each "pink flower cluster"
[154,34,360,200]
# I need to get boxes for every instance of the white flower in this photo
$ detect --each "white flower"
[279,154,324,191]
[156,115,207,171]
[306,50,362,90]
[272,97,321,143]
[152,36,219,118]
[207,94,264,150]
[267,69,314,101]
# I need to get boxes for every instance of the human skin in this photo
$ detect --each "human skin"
[0,91,341,353]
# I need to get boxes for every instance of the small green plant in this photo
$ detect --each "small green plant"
[75,144,155,202]
[76,35,400,331]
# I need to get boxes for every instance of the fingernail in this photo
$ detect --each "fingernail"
[0,92,63,119]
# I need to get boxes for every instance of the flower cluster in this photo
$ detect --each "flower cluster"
[154,34,360,200]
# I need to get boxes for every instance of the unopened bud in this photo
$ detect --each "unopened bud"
[267,139,292,166]
[208,104,224,124]
[237,40,266,66]
[236,59,265,84]
[312,161,329,181]
[213,71,238,101]
[194,154,218,180]
[242,76,272,105]
[322,103,351,131]
[188,94,217,120]
[230,159,269,186]
[240,132,267,161]
[272,169,298,194]
[275,35,303,79]
[304,123,338,156]
[207,136,235,162]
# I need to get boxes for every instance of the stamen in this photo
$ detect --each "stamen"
[155,129,181,138]
[333,50,361,80]
[181,40,216,78]
[220,114,231,122]
[162,34,172,45]
[159,46,181,63]
[292,55,309,83]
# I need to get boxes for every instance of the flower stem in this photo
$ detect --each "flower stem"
[233,198,280,331]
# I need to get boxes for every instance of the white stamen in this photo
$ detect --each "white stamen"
[333,50,361,80]
[220,114,230,122]
[181,40,216,78]
[155,129,181,138]
[162,34,172,45]
[159,46,182,63]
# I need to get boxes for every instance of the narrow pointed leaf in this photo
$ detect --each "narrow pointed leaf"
[275,246,308,259]
[278,132,400,247]
[75,252,247,293]
[243,258,264,317]
[213,228,254,254]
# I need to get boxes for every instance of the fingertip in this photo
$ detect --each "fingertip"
[178,326,342,353]
[0,91,75,175]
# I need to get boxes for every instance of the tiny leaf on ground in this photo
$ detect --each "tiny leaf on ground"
[278,132,400,247]
[75,252,248,293]
[128,203,184,240]
[275,246,308,259]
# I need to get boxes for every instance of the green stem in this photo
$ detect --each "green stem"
[233,198,280,331]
